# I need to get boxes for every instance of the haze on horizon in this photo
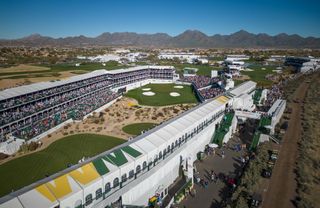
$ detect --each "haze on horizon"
[0,0,320,39]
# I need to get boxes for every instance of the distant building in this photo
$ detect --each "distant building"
[285,57,320,73]
[266,55,286,62]
[158,53,200,64]
[225,60,245,71]
[225,54,250,62]
[224,55,249,71]
[183,67,198,76]
[197,58,209,64]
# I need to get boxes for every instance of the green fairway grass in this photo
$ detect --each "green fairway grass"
[0,134,125,197]
[241,65,277,87]
[125,83,198,106]
[123,123,157,135]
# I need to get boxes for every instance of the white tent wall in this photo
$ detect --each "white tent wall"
[58,177,83,208]
[59,189,83,208]
[134,139,158,164]
[121,154,180,206]
[221,114,237,144]
[79,179,104,208]
[18,188,59,208]
[184,116,223,164]
[261,89,268,104]
[129,144,149,169]
[231,115,238,134]
[270,100,286,134]
[122,114,224,206]
[101,163,121,194]
[0,198,24,208]
[118,152,136,186]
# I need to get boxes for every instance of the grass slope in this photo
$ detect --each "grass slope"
[242,64,277,87]
[125,83,198,106]
[0,134,125,197]
[123,123,157,135]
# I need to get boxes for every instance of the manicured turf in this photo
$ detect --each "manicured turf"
[122,122,157,135]
[0,134,125,197]
[241,64,277,87]
[125,83,198,106]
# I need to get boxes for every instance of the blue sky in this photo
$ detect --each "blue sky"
[0,0,319,39]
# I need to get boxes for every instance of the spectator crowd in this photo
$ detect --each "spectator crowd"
[180,75,224,100]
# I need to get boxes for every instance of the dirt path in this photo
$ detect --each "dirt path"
[262,81,309,208]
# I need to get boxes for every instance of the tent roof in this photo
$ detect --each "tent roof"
[229,81,256,97]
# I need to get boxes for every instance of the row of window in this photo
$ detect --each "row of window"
[83,109,224,207]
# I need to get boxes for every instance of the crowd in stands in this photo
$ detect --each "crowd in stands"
[180,75,220,89]
[180,75,223,100]
[265,84,283,107]
[1,67,176,141]
[0,80,112,126]
[14,90,119,140]
[199,87,225,100]
[0,75,110,109]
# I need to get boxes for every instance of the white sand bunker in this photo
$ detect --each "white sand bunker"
[142,91,155,96]
[174,85,184,89]
[142,88,151,91]
[170,92,181,97]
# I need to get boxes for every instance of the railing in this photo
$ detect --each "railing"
[173,179,192,203]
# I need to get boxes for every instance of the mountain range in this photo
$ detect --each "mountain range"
[1,30,320,48]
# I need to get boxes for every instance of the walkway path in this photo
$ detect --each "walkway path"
[262,80,310,208]
[178,137,244,208]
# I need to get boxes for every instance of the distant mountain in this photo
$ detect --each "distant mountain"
[0,30,319,48]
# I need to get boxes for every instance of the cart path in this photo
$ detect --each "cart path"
[262,81,309,208]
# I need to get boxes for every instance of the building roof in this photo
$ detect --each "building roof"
[268,99,286,117]
[229,81,256,97]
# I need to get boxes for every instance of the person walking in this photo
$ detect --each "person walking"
[211,173,215,182]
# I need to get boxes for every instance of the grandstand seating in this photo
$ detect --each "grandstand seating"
[0,66,175,141]
[179,75,224,100]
